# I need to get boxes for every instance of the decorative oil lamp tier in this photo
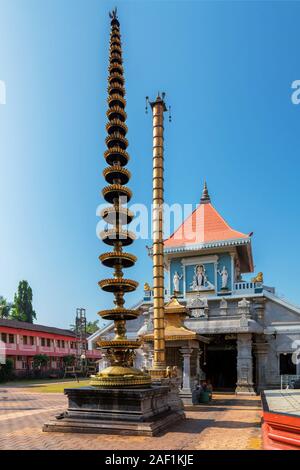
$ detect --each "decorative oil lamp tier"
[43,9,184,437]
[89,8,151,388]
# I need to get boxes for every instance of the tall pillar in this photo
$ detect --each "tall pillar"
[198,349,206,380]
[179,347,193,404]
[236,333,256,395]
[254,340,269,393]
[196,349,200,378]
[149,94,168,378]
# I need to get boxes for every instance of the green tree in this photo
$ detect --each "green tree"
[86,320,99,335]
[63,355,76,367]
[69,320,99,335]
[0,296,12,319]
[33,354,49,369]
[11,281,36,323]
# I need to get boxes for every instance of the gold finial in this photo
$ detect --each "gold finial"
[200,180,211,204]
[109,7,118,20]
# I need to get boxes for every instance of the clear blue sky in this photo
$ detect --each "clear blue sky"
[0,0,299,329]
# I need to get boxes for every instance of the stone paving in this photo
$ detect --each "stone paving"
[0,387,262,450]
[263,390,300,416]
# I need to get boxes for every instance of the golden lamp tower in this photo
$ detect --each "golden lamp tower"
[146,94,169,379]
[90,8,150,388]
[43,11,184,436]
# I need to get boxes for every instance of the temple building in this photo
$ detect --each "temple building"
[89,183,300,395]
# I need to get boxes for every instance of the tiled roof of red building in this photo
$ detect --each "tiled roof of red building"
[0,318,77,337]
[164,182,250,249]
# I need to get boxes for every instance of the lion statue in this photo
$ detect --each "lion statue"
[251,272,263,283]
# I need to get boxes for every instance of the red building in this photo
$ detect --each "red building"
[0,319,101,376]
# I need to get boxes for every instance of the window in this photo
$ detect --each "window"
[62,340,65,348]
[47,338,51,347]
[57,340,61,348]
[1,333,7,343]
[279,353,296,375]
[9,334,14,344]
[30,336,34,346]
[23,336,28,345]
[41,338,45,346]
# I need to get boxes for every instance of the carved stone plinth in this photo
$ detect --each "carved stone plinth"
[151,377,184,412]
[43,386,184,437]
[236,333,256,395]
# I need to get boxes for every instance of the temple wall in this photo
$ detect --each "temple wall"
[169,252,233,297]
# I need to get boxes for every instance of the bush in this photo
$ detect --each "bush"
[0,358,14,382]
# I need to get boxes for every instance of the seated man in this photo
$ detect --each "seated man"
[192,384,202,405]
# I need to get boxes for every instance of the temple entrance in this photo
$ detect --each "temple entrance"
[203,337,237,391]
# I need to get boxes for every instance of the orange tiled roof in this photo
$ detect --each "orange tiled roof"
[164,185,249,248]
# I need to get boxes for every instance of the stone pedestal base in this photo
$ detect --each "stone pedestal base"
[235,384,256,396]
[43,386,185,437]
[179,388,193,405]
[152,377,184,412]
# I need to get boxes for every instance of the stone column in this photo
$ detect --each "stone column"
[296,358,300,376]
[195,349,200,378]
[179,347,193,405]
[254,298,266,323]
[196,349,206,380]
[254,340,269,393]
[236,333,256,395]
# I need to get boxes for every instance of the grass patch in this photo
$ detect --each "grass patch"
[2,377,83,387]
[1,378,92,393]
[17,380,92,393]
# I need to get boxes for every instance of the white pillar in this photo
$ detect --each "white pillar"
[296,351,300,376]
[236,333,256,395]
[180,347,192,392]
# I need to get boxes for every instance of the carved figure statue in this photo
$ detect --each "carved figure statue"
[218,266,228,289]
[173,271,182,292]
[190,265,214,291]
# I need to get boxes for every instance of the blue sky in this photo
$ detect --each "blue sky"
[0,0,300,328]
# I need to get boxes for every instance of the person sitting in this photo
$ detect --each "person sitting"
[206,379,213,400]
[192,383,203,405]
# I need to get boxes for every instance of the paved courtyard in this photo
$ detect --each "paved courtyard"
[0,387,262,450]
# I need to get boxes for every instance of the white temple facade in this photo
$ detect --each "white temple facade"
[89,184,300,395]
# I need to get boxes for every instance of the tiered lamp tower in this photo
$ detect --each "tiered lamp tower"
[90,8,150,388]
[43,9,184,436]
